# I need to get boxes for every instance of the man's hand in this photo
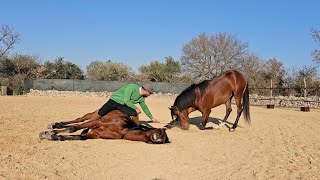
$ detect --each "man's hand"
[136,108,142,114]
[151,118,160,123]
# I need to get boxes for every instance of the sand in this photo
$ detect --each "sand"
[0,95,319,179]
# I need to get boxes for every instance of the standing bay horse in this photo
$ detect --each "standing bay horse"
[39,110,170,144]
[168,70,250,131]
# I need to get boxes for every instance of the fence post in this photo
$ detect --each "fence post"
[303,77,307,100]
[1,86,7,96]
[270,79,273,98]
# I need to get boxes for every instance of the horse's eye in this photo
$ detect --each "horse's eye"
[151,133,159,142]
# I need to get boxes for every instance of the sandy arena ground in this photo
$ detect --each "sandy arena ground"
[0,95,319,179]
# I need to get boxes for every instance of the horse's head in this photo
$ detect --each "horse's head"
[149,128,170,144]
[168,106,190,130]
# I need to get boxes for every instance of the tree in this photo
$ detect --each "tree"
[0,54,40,94]
[239,53,264,88]
[0,56,14,77]
[86,60,132,81]
[44,57,84,79]
[311,28,320,64]
[262,58,286,87]
[163,56,181,82]
[139,56,180,82]
[0,25,20,59]
[295,65,317,86]
[212,32,248,74]
[180,32,248,81]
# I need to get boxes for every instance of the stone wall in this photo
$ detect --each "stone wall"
[248,94,320,108]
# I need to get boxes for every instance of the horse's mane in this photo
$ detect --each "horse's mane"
[121,114,156,131]
[174,80,210,111]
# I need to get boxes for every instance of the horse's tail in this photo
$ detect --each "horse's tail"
[242,82,251,125]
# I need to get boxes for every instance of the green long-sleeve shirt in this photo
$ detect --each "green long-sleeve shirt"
[110,84,154,120]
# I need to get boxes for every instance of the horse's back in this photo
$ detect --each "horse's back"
[202,70,246,107]
[212,70,246,91]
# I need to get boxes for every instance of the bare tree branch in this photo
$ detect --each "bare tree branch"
[0,25,20,58]
[181,32,248,81]
[311,28,320,64]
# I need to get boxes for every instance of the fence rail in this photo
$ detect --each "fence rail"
[23,79,191,94]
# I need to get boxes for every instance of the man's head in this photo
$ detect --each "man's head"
[141,84,154,97]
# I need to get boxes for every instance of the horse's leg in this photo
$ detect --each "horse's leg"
[46,130,101,141]
[230,93,243,132]
[53,120,99,134]
[66,130,104,140]
[48,110,97,129]
[40,121,101,140]
[200,109,211,130]
[219,95,233,128]
[48,134,86,141]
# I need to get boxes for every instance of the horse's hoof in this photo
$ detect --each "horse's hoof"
[229,128,235,132]
[39,131,56,140]
[47,122,56,129]
[48,122,64,129]
[200,126,214,130]
[39,131,47,140]
[48,134,63,141]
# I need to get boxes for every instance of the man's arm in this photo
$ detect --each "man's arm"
[139,101,154,120]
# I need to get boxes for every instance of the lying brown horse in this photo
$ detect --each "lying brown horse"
[168,70,250,131]
[39,110,170,144]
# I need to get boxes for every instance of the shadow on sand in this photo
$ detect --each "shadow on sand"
[165,116,243,130]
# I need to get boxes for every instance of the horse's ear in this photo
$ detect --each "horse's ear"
[171,106,178,111]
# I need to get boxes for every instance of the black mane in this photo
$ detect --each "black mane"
[174,80,209,111]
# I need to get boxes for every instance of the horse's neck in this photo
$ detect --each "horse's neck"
[124,129,148,141]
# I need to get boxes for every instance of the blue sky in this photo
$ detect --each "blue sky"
[1,0,319,72]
